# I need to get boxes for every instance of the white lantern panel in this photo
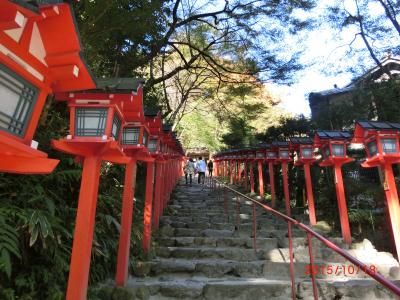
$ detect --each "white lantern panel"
[382,138,397,154]
[301,148,313,158]
[332,144,345,156]
[121,127,140,145]
[0,64,38,137]
[75,107,108,136]
[148,138,158,152]
[279,150,289,158]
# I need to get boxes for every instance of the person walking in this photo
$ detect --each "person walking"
[196,157,207,184]
[207,159,214,177]
[184,158,195,186]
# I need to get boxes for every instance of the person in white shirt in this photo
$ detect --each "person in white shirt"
[196,157,207,184]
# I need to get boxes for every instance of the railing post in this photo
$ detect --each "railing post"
[306,232,318,300]
[287,221,296,300]
[252,202,257,252]
[244,161,248,191]
[250,161,255,193]
[268,161,276,208]
[224,187,229,221]
[236,195,241,230]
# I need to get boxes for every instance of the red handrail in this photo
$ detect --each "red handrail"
[208,178,400,299]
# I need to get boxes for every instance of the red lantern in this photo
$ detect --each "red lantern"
[290,137,317,225]
[264,144,277,208]
[353,120,400,259]
[0,1,96,174]
[53,79,145,300]
[272,141,292,216]
[255,146,267,197]
[314,130,353,244]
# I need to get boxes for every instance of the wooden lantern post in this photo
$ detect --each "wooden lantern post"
[314,130,353,244]
[114,81,156,286]
[242,151,248,191]
[290,137,317,225]
[247,149,256,194]
[145,109,166,231]
[266,145,277,208]
[0,1,95,174]
[272,141,292,216]
[229,153,234,185]
[52,81,132,300]
[222,154,227,180]
[353,120,400,259]
[237,152,242,184]
[255,146,267,198]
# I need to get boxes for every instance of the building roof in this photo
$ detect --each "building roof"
[272,141,289,147]
[356,120,400,130]
[315,130,353,140]
[289,137,313,145]
[309,86,354,98]
[95,78,145,93]
[309,55,400,99]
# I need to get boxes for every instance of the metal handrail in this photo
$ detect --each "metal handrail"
[208,178,400,299]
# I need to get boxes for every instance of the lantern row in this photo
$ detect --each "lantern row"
[213,122,400,262]
[0,1,185,300]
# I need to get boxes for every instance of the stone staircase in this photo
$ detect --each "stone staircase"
[120,180,400,299]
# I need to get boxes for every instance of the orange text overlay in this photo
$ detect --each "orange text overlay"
[305,264,377,276]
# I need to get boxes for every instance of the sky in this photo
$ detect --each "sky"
[195,0,398,117]
[266,0,397,117]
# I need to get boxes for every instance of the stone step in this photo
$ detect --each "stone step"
[158,226,307,238]
[123,277,399,299]
[156,237,278,250]
[156,247,263,261]
[159,216,288,226]
[133,258,384,280]
[160,221,290,231]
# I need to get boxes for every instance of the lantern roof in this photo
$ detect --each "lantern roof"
[272,141,289,148]
[254,143,270,150]
[314,131,352,148]
[356,120,400,131]
[144,107,161,117]
[163,124,173,132]
[289,137,313,145]
[10,0,67,14]
[353,120,400,143]
[1,0,96,92]
[315,130,352,140]
[94,78,144,93]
